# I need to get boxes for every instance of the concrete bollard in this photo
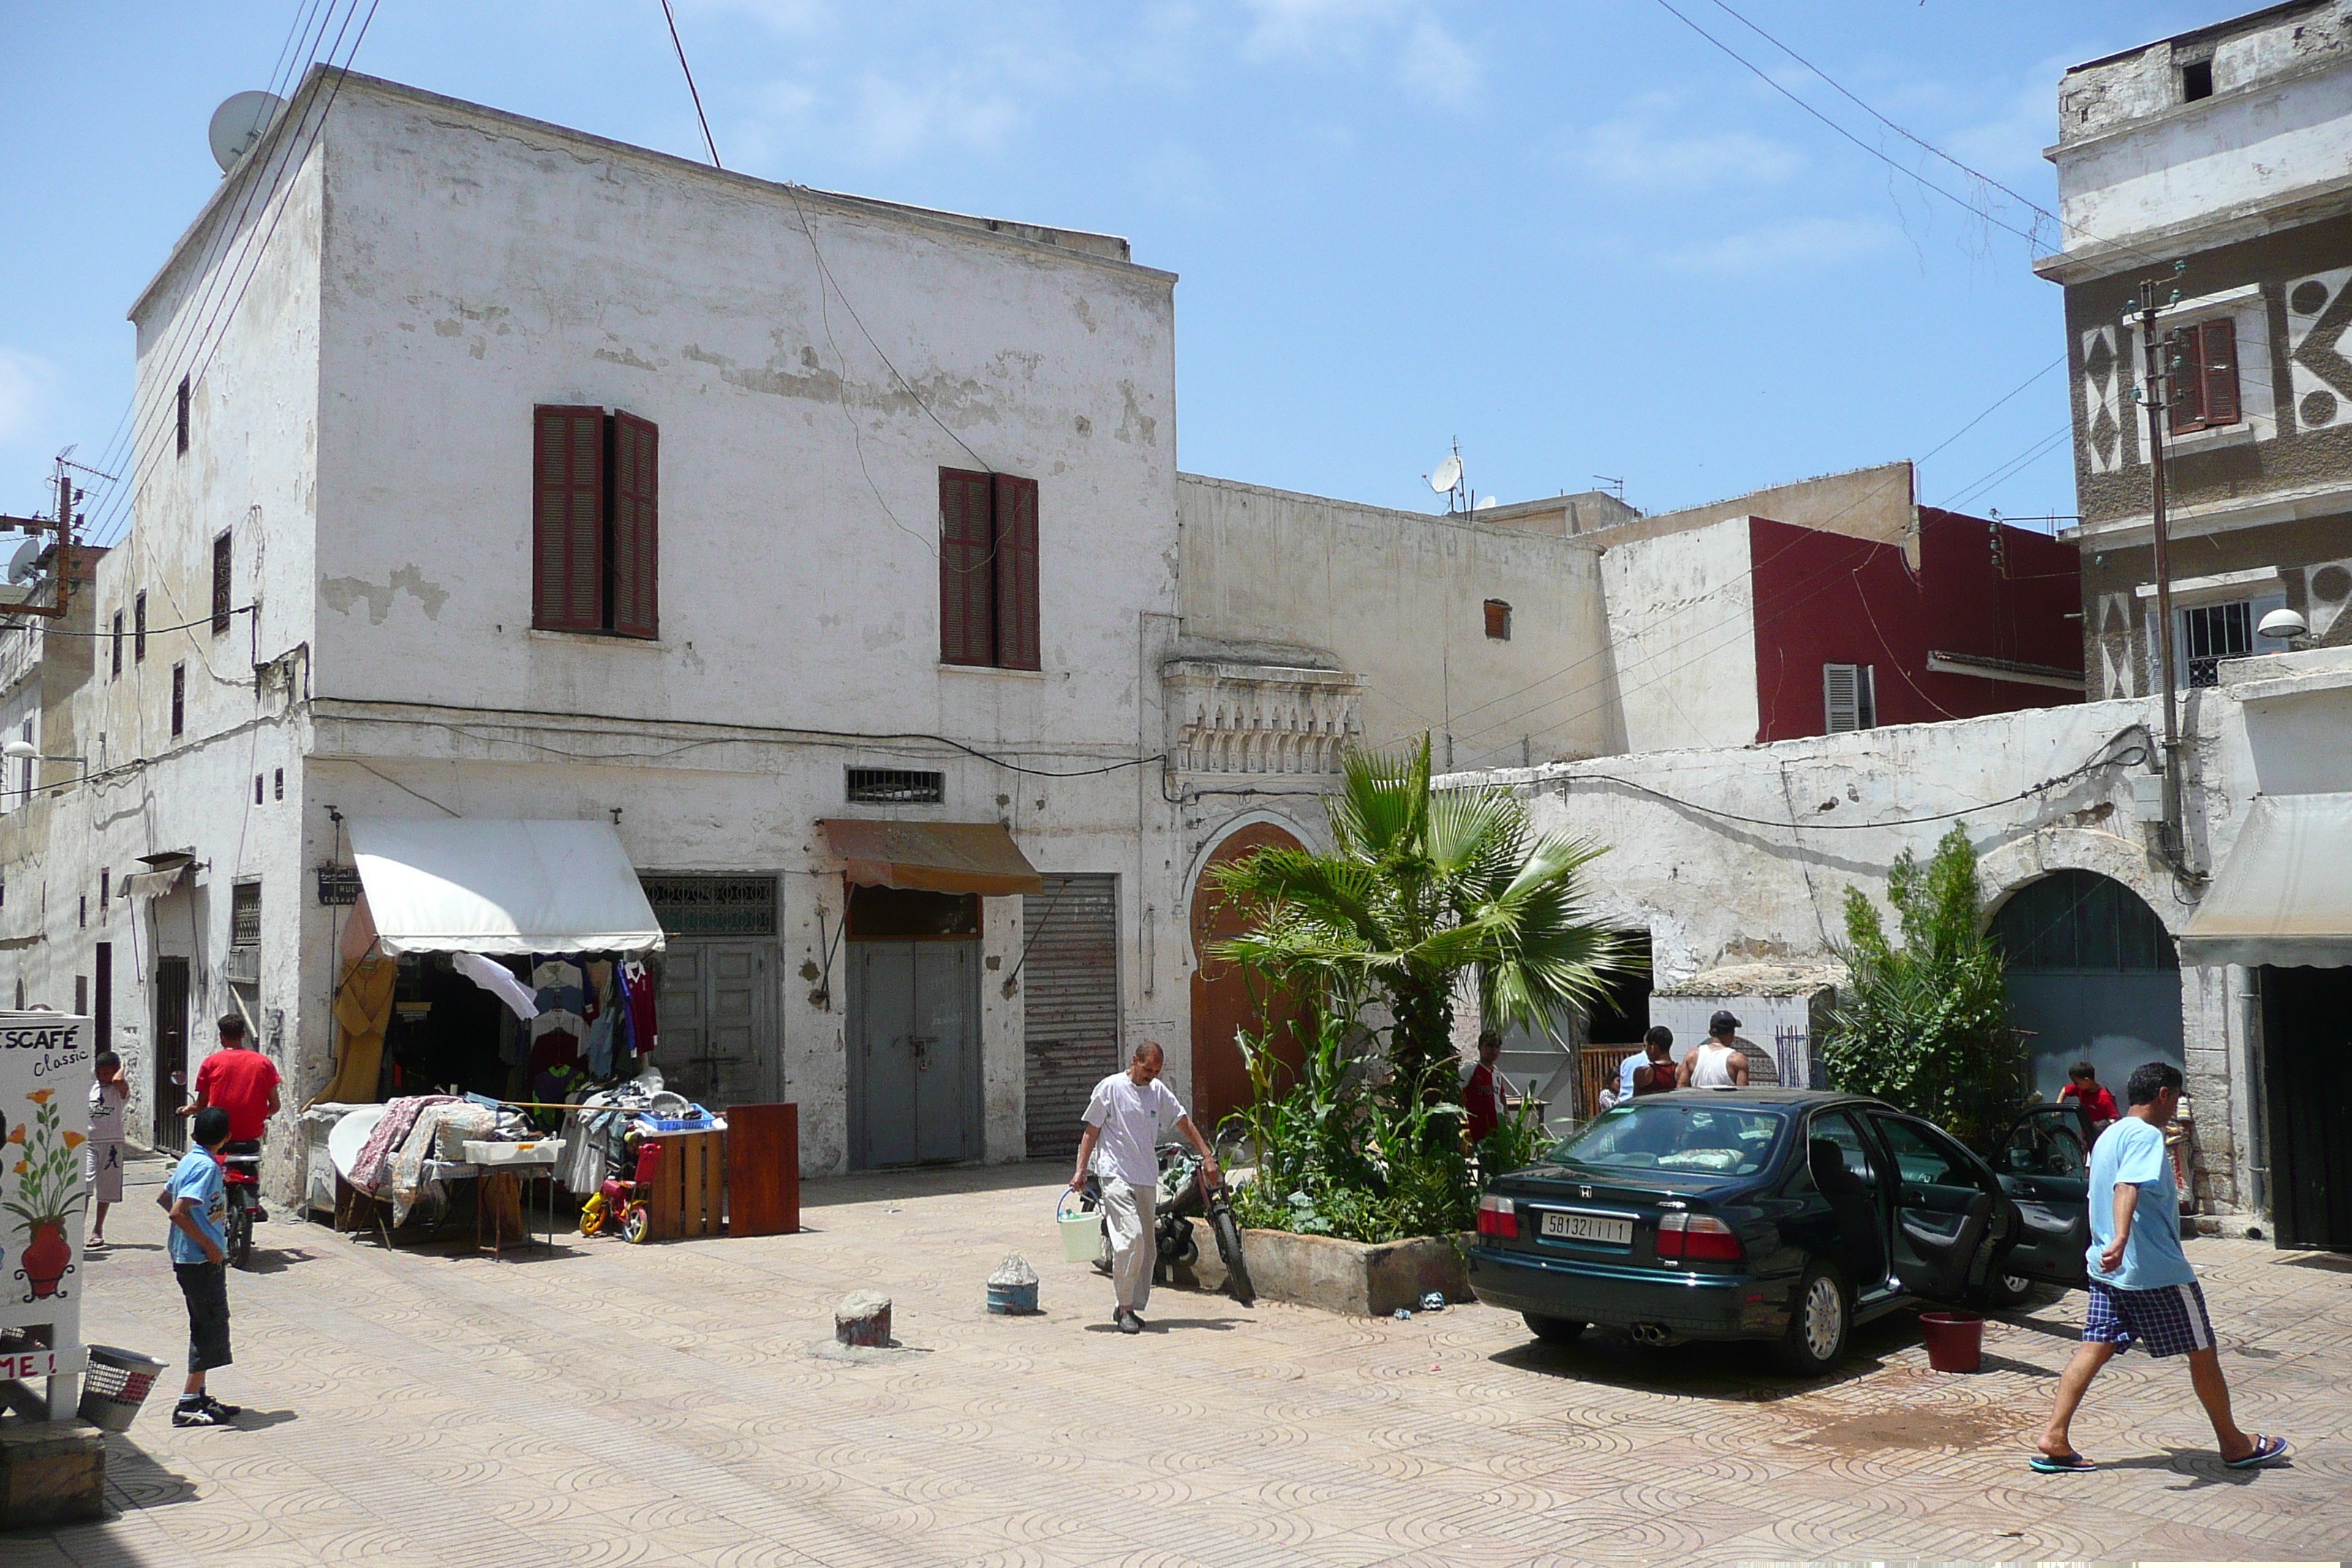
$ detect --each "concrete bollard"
[835,1289,892,1348]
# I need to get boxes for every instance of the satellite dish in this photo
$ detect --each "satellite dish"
[5,540,42,586]
[1428,454,1463,494]
[209,91,287,174]
[1474,495,1499,511]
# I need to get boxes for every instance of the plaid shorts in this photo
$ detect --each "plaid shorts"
[2084,1279,2214,1358]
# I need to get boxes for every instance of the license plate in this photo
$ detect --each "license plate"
[1540,1210,1632,1246]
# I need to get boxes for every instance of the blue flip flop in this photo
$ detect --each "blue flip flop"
[2030,1451,2096,1474]
[2225,1434,2289,1470]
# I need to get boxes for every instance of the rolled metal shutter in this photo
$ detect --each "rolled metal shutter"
[1022,874,1120,1158]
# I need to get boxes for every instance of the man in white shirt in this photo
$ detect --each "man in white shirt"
[1070,1042,1219,1335]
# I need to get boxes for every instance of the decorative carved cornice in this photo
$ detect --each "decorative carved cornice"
[1163,660,1364,777]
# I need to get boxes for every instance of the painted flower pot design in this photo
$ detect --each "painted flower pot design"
[5,1089,86,1303]
[20,1220,69,1299]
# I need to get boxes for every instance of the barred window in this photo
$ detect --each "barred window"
[230,880,262,948]
[641,874,778,937]
[846,767,945,804]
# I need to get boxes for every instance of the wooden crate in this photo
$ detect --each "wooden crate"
[643,1130,724,1241]
[725,1104,799,1237]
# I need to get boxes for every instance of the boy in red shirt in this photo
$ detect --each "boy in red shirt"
[2059,1061,2119,1139]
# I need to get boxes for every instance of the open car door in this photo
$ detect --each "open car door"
[1866,1113,2002,1300]
[1989,1104,2092,1289]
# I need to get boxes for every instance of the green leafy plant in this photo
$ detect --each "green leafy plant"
[1820,826,2021,1150]
[4,1088,88,1236]
[1210,736,1628,1115]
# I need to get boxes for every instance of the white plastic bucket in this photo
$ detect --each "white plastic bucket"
[1055,1193,1101,1263]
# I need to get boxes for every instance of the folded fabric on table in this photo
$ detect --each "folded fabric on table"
[391,1101,499,1225]
[349,1095,456,1196]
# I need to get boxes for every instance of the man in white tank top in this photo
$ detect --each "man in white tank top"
[1680,1010,1751,1088]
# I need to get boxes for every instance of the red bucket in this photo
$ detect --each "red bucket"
[1920,1311,1983,1372]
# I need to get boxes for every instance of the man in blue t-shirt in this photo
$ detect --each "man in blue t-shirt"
[159,1107,242,1428]
[2032,1062,2288,1474]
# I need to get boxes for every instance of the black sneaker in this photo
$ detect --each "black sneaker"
[1116,1310,1142,1335]
[172,1401,233,1428]
[201,1395,242,1420]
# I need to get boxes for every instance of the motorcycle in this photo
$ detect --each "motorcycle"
[220,1139,267,1270]
[1081,1144,1256,1306]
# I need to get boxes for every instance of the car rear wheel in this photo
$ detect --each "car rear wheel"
[1775,1263,1849,1375]
[1523,1313,1588,1345]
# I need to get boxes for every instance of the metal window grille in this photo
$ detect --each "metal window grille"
[845,767,945,804]
[230,881,262,949]
[2180,600,2253,689]
[641,874,778,937]
[315,864,361,906]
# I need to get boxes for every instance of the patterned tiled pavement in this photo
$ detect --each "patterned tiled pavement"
[7,1150,2351,1567]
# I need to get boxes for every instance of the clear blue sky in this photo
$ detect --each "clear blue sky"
[1,0,2244,535]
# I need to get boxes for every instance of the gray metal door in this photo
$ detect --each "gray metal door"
[1021,875,1120,1158]
[851,941,979,1168]
[656,942,774,1109]
[1991,871,2183,1101]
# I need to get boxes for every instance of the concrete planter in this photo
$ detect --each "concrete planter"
[1183,1221,1473,1318]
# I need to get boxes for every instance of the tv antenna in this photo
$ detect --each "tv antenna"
[1594,475,1625,503]
[209,91,287,175]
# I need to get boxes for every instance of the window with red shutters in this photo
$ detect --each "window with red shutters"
[2199,318,2239,428]
[940,468,998,666]
[611,412,660,639]
[533,405,606,632]
[992,472,1040,671]
[2166,318,2241,434]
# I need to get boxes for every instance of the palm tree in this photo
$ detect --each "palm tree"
[1209,736,1632,1107]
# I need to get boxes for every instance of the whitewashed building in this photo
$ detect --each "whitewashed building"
[1,67,1186,1189]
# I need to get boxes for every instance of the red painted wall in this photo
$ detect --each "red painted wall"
[1749,510,2081,743]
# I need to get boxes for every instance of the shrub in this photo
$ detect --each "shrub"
[1820,826,2021,1149]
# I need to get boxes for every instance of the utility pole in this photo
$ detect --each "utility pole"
[0,457,85,620]
[2134,276,2190,874]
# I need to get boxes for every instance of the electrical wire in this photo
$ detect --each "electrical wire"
[1529,728,2149,834]
[657,0,722,169]
[0,606,254,638]
[316,695,1165,777]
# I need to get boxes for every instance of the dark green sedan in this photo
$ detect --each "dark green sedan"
[1468,1088,2091,1373]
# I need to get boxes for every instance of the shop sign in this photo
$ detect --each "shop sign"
[0,1013,92,1323]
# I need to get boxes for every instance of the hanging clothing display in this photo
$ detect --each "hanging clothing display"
[622,960,658,1055]
[314,951,399,1107]
[451,952,540,1022]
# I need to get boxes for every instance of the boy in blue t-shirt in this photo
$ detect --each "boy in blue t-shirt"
[2032,1062,2288,1474]
[159,1107,241,1428]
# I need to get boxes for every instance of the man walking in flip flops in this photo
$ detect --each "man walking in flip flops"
[2032,1061,2288,1475]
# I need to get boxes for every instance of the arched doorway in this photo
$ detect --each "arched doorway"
[1990,870,2182,1102]
[1189,820,1309,1134]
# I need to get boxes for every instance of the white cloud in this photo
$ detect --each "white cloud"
[846,69,1027,162]
[1240,0,1480,106]
[1560,96,1804,189]
[1658,215,1895,274]
[0,350,50,448]
[1398,16,1480,106]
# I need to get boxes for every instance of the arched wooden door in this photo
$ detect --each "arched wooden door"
[1189,821,1308,1134]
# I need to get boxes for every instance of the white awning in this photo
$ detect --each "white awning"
[347,818,666,957]
[2179,794,2352,969]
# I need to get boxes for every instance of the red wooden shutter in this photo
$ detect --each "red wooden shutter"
[992,472,1040,671]
[611,411,659,638]
[2166,329,2204,434]
[533,405,606,631]
[2200,318,2239,427]
[939,468,995,665]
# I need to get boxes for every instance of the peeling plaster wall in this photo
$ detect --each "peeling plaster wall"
[1175,475,1611,768]
[1595,516,1758,753]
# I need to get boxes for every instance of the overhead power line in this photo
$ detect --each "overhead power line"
[658,0,723,169]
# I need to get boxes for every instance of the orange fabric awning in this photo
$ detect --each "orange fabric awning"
[820,819,1045,897]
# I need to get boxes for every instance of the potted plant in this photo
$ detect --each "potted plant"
[6,1088,88,1301]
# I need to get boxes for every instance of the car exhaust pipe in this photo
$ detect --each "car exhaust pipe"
[1628,1323,1682,1347]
